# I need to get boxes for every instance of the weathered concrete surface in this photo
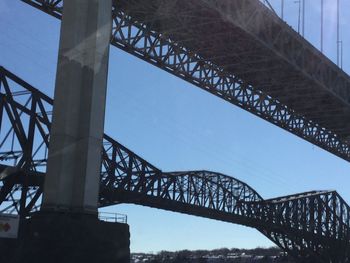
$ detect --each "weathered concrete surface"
[43,0,112,214]
[0,213,130,263]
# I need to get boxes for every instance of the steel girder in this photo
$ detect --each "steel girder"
[0,66,262,217]
[1,67,350,262]
[0,66,51,217]
[21,0,350,163]
[251,191,350,262]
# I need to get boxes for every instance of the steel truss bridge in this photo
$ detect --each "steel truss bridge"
[23,0,350,163]
[1,0,350,262]
[1,67,350,262]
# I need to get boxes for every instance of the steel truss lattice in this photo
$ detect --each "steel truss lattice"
[0,67,350,262]
[21,0,350,163]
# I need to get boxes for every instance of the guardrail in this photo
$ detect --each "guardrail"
[98,212,127,224]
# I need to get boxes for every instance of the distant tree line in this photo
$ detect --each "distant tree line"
[132,247,296,263]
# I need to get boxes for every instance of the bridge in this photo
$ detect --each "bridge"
[1,0,350,262]
[1,66,350,262]
[23,0,350,162]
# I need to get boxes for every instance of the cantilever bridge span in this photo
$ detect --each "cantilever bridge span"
[22,0,350,162]
[1,67,350,262]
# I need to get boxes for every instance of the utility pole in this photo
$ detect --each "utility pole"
[321,0,324,52]
[337,0,340,67]
[294,0,301,34]
[302,0,305,37]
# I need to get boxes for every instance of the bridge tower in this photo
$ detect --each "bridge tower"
[4,1,130,262]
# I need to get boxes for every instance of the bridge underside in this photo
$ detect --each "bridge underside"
[115,0,350,136]
[22,0,350,162]
[0,67,350,262]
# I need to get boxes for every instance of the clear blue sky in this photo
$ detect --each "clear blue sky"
[1,0,350,253]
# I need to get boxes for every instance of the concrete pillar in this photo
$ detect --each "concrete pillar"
[5,3,131,262]
[42,0,112,214]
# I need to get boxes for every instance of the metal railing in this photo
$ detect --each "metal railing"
[98,212,127,224]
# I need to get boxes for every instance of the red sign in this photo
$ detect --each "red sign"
[0,222,11,232]
[0,215,19,238]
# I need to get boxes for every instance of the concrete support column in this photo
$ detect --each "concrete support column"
[42,0,112,214]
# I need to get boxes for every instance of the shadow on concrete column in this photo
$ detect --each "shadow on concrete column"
[0,1,131,262]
